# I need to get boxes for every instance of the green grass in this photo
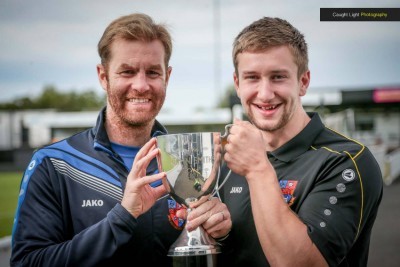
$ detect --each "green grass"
[0,172,22,237]
[157,138,178,171]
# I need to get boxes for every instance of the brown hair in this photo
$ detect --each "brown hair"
[98,13,172,69]
[233,17,308,78]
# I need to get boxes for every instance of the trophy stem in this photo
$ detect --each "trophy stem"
[168,209,221,257]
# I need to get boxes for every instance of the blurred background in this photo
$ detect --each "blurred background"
[0,0,399,266]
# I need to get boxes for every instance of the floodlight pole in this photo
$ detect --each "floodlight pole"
[213,0,221,106]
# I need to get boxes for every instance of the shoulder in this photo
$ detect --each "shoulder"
[26,128,92,172]
[312,126,378,164]
[313,126,383,193]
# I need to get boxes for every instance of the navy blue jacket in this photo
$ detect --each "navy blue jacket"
[11,108,183,266]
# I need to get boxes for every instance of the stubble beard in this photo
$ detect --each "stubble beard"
[106,84,165,128]
[248,100,294,133]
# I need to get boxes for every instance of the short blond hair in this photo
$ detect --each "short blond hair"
[233,17,308,78]
[98,13,172,69]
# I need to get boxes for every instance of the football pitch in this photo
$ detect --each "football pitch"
[0,172,22,237]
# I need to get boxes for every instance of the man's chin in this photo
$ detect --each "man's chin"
[252,119,280,132]
[124,115,156,127]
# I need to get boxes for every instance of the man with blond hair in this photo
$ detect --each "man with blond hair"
[218,17,382,266]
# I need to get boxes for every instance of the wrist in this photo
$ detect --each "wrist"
[215,232,230,242]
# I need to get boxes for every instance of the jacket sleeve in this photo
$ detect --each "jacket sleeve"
[10,156,138,267]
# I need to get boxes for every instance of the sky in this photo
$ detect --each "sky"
[0,0,399,113]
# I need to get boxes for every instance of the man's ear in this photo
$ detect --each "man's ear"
[97,64,108,92]
[233,71,240,98]
[299,70,310,96]
[165,66,172,87]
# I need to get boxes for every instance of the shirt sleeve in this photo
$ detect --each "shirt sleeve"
[297,148,382,266]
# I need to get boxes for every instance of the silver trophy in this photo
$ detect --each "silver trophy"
[156,125,231,262]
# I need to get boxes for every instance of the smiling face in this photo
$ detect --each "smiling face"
[234,45,310,133]
[97,38,171,127]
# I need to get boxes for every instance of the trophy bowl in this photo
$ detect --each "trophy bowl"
[156,126,231,260]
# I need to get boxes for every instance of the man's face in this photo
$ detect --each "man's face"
[234,46,309,132]
[98,38,171,127]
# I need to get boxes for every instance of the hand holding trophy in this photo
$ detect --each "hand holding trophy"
[156,125,232,267]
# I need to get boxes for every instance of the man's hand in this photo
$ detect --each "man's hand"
[121,138,167,218]
[185,196,232,239]
[224,119,270,178]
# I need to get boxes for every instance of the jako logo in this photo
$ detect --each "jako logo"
[82,200,104,207]
[230,187,242,193]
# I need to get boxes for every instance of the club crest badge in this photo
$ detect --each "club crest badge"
[167,197,186,230]
[280,180,298,206]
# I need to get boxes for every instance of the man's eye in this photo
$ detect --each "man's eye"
[119,70,135,75]
[244,75,258,80]
[272,75,286,80]
[147,70,161,77]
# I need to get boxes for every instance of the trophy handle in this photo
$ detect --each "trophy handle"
[221,123,232,140]
[212,124,233,198]
[213,168,231,198]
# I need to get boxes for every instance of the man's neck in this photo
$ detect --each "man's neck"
[262,111,310,151]
[105,111,153,147]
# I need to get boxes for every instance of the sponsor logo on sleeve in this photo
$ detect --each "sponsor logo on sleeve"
[342,169,355,182]
[28,160,36,170]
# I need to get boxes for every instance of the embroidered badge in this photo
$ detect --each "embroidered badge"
[342,169,355,182]
[167,197,186,230]
[28,160,36,170]
[280,180,298,206]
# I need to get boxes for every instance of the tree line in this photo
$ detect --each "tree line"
[0,84,238,111]
[0,85,106,111]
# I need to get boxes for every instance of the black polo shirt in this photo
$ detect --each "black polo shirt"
[218,112,383,267]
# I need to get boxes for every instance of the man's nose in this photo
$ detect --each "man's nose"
[258,79,275,101]
[131,72,150,92]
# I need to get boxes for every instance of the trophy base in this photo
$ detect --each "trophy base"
[168,225,221,257]
[172,254,217,267]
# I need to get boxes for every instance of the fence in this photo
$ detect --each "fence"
[0,236,11,267]
[382,148,400,185]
